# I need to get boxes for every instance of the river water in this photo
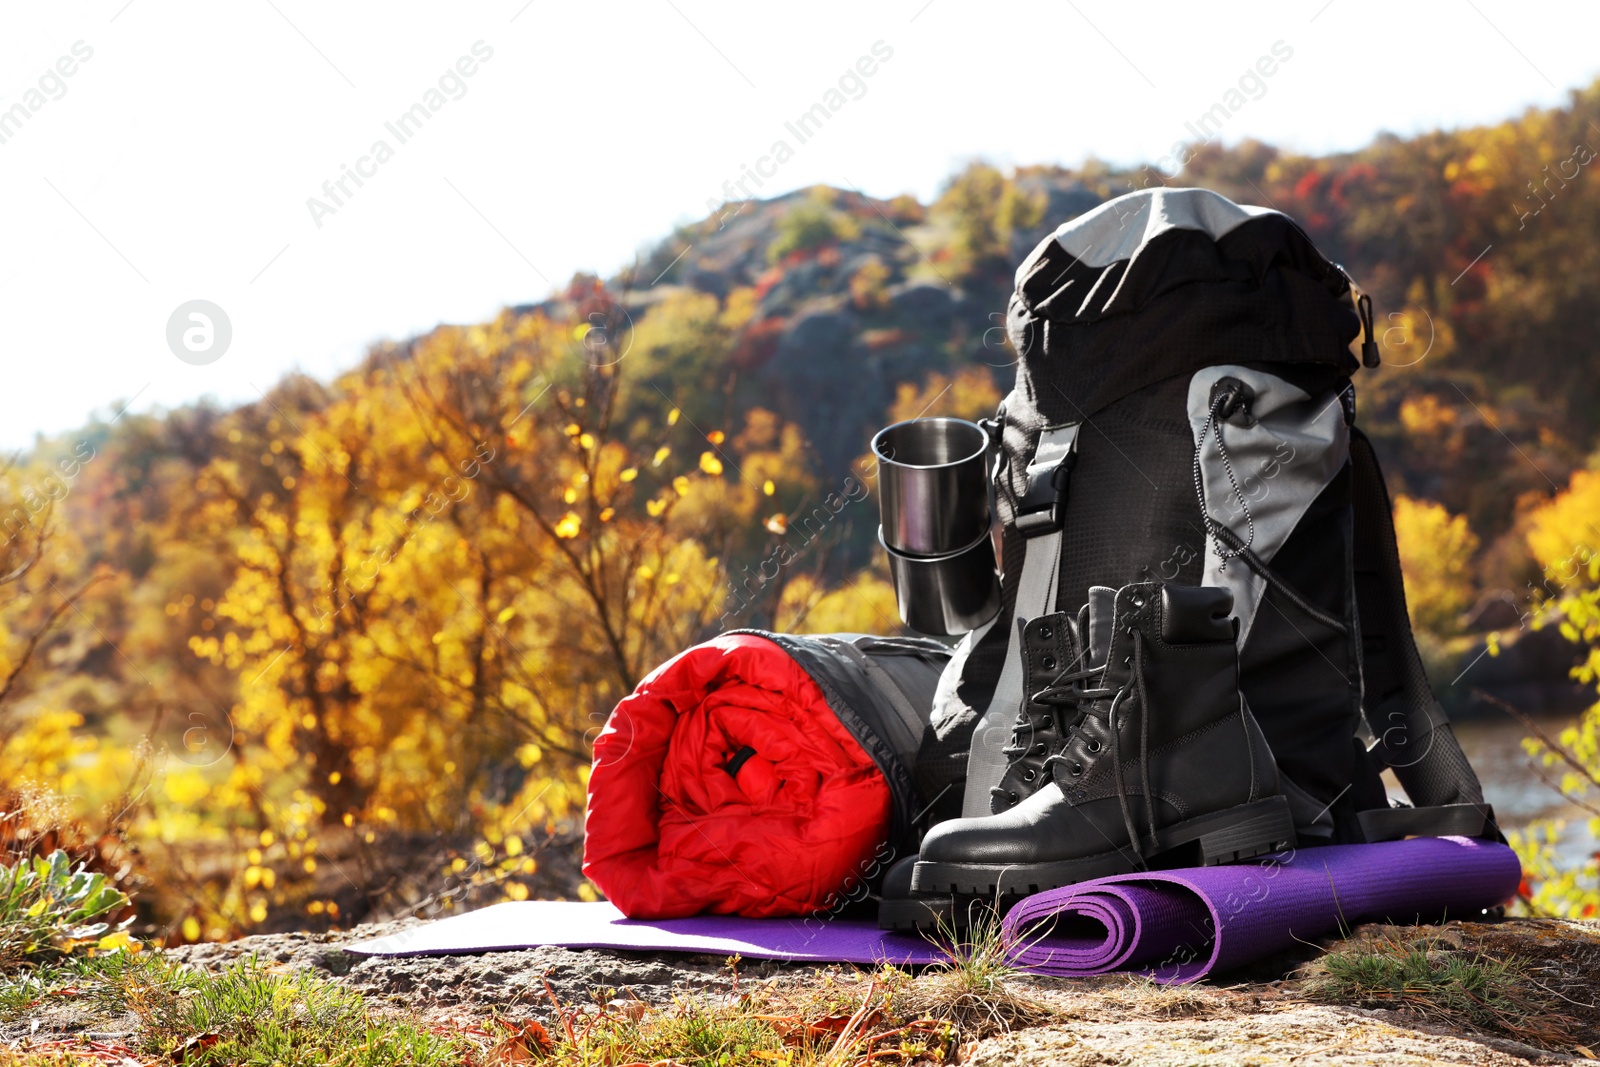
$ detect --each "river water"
[1405,713,1598,874]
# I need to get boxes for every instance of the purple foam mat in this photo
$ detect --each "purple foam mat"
[348,901,945,966]
[1002,836,1521,982]
[348,837,1519,983]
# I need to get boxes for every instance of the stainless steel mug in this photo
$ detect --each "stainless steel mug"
[873,417,991,556]
[879,526,1001,636]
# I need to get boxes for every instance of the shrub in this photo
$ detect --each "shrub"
[0,849,134,965]
[769,190,861,263]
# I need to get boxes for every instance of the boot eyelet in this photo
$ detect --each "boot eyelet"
[1038,624,1052,640]
[1031,742,1046,756]
[1071,762,1083,776]
[1022,769,1036,782]
[1008,791,1020,806]
[1041,655,1056,670]
[1086,738,1102,753]
[1131,597,1145,609]
[1123,655,1132,667]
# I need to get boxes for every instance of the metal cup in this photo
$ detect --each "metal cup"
[880,526,1001,636]
[873,417,992,557]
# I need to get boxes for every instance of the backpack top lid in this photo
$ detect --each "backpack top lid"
[1006,187,1363,422]
[1031,186,1278,278]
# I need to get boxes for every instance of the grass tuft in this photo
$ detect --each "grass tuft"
[1306,932,1573,1048]
[518,968,952,1067]
[899,903,1052,1040]
[1091,975,1219,1020]
[4,952,468,1067]
[131,955,466,1066]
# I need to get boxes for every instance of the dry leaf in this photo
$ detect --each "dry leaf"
[174,1031,222,1063]
[488,1019,555,1063]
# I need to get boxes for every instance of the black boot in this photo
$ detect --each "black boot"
[876,854,953,932]
[912,583,1294,897]
[880,609,1096,930]
[988,607,1102,813]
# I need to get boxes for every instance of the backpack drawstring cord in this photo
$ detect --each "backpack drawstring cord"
[1193,385,1255,571]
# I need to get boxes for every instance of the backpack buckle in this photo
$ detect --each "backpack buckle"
[1014,424,1080,537]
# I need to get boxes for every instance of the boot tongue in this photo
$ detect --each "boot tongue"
[1085,585,1118,668]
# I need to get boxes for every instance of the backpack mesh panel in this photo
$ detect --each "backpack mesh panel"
[1054,375,1207,616]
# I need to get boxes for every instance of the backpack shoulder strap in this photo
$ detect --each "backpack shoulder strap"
[1348,427,1499,841]
[959,421,1080,816]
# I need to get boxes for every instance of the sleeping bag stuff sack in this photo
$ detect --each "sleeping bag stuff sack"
[583,631,951,919]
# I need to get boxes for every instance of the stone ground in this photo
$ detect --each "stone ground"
[10,916,1600,1064]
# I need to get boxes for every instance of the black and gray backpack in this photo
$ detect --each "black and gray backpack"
[920,187,1492,846]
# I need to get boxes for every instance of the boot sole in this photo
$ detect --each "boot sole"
[910,795,1296,897]
[877,894,956,933]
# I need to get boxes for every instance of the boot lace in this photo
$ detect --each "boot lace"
[988,658,1106,807]
[1042,629,1159,867]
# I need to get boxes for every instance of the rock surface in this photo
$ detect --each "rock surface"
[10,916,1597,1063]
[167,915,776,1017]
[154,916,1600,1064]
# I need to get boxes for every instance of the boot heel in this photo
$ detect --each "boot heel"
[1191,796,1296,866]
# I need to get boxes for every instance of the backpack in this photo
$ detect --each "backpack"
[920,187,1492,846]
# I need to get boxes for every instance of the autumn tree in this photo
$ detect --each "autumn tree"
[1506,458,1600,917]
[933,162,1045,276]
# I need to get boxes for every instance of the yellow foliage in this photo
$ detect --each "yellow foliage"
[1525,465,1600,578]
[1497,459,1600,916]
[887,367,1002,426]
[1392,495,1480,636]
[161,768,210,807]
[0,710,96,788]
[1397,394,1458,435]
[719,286,760,332]
[850,257,893,311]
[775,570,900,635]
[932,162,1045,275]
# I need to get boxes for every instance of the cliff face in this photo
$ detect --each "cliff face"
[608,184,1039,476]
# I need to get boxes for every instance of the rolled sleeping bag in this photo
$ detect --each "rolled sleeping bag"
[583,630,949,919]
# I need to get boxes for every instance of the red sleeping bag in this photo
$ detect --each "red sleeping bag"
[583,633,893,919]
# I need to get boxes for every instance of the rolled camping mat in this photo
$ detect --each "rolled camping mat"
[347,899,945,966]
[350,837,1519,983]
[1000,836,1520,982]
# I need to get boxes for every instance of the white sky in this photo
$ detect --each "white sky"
[1,0,1595,449]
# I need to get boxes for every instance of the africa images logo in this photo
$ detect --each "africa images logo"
[166,300,233,365]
